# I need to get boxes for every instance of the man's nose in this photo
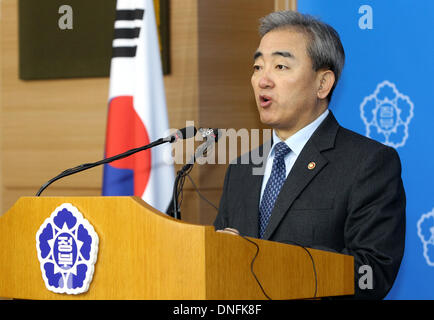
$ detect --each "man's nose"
[258,73,275,89]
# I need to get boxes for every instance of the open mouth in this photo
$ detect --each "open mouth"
[259,95,272,107]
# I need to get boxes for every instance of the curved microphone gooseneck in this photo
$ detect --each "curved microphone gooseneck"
[35,126,197,196]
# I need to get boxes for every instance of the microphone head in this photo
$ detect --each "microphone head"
[199,128,221,142]
[169,126,197,142]
[178,126,198,139]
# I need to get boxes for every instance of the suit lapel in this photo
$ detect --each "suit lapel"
[262,111,339,240]
[262,142,328,239]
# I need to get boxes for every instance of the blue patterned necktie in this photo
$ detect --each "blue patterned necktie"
[259,142,291,238]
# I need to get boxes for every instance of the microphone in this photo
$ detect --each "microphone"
[35,126,197,196]
[170,128,221,219]
[194,128,222,159]
[199,127,220,139]
[163,126,197,143]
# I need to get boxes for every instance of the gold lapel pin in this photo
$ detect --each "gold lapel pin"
[307,162,316,170]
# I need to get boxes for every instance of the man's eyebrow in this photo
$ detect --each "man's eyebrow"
[253,51,262,61]
[253,50,294,61]
[272,51,294,58]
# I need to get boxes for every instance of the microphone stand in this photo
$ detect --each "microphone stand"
[171,163,193,220]
[170,139,214,219]
[36,137,168,197]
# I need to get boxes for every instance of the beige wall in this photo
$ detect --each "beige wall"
[0,0,200,220]
[196,0,273,224]
[0,0,294,224]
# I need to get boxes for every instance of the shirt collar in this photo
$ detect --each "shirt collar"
[271,109,330,157]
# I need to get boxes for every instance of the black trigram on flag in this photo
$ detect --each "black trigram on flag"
[112,9,145,58]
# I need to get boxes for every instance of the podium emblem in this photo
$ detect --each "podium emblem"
[36,203,99,295]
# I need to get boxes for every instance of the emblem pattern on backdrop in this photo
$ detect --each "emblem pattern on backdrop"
[298,0,434,299]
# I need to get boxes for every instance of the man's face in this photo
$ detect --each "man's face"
[251,28,325,138]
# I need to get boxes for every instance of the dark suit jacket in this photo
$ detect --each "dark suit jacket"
[214,111,406,299]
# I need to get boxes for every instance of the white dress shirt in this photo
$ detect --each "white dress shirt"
[259,109,330,202]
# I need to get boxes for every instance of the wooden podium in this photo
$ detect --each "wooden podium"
[0,197,354,299]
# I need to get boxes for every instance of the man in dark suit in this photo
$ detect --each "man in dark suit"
[213,11,405,299]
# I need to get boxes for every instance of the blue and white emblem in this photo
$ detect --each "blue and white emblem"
[36,203,99,294]
[360,80,414,148]
[417,207,434,267]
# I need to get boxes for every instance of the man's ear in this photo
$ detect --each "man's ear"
[317,70,335,100]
